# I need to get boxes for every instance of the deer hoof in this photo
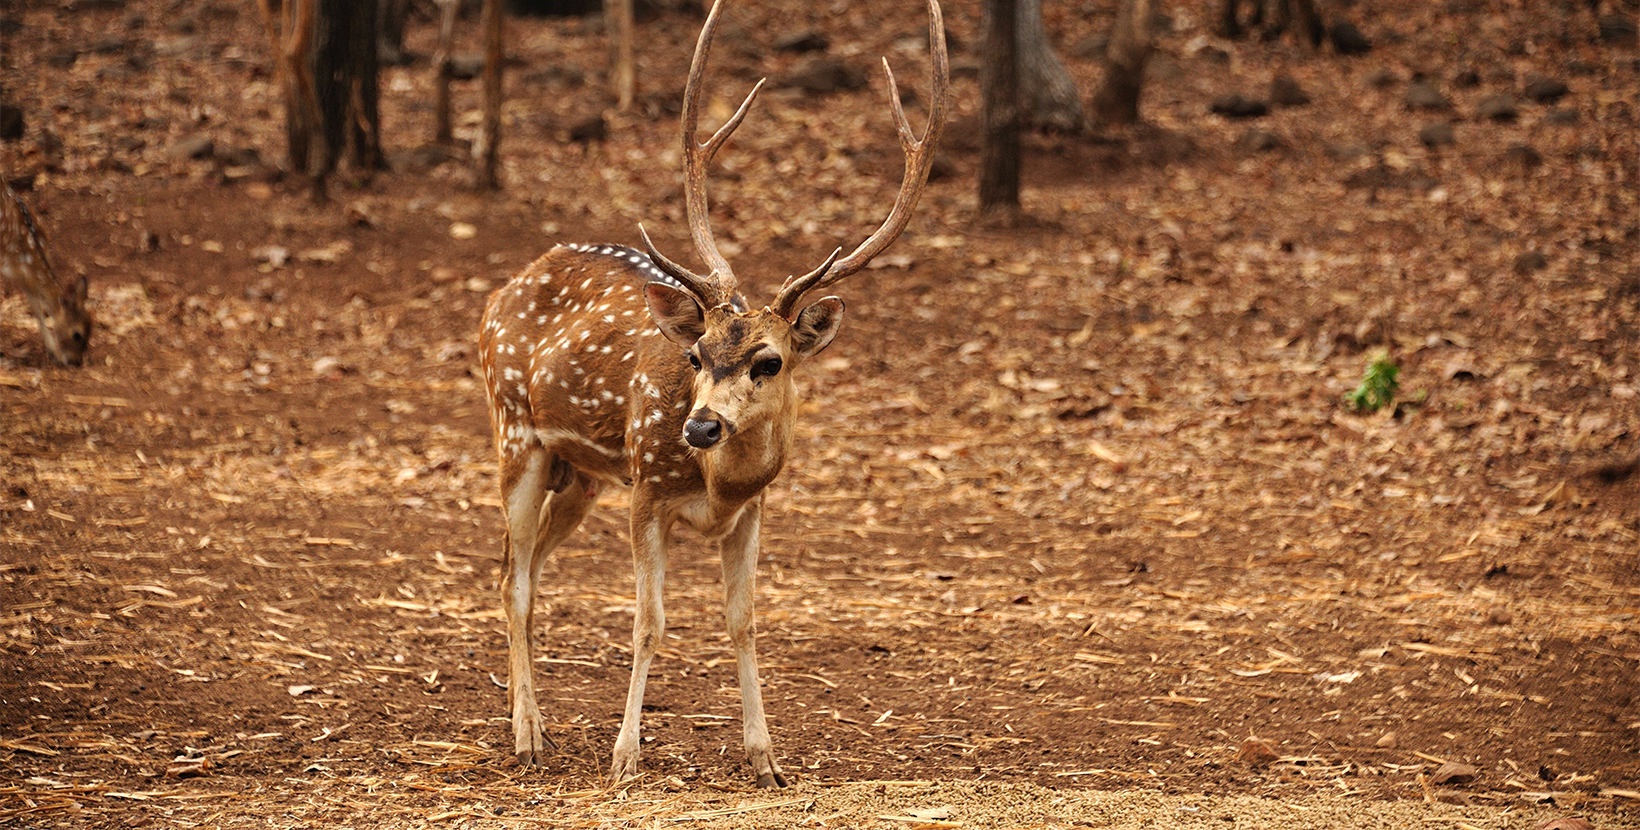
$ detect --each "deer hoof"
[513,713,552,767]
[608,748,640,784]
[754,769,789,789]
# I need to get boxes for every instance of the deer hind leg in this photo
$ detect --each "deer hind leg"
[719,498,786,787]
[610,499,669,784]
[502,448,597,766]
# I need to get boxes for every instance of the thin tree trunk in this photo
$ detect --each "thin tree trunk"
[1089,0,1154,126]
[479,0,504,190]
[343,0,381,173]
[979,0,1020,219]
[434,0,458,145]
[1017,0,1082,132]
[606,0,635,111]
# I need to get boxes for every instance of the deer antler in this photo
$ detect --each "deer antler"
[770,0,950,320]
[642,0,764,309]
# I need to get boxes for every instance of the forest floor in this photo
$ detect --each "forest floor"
[2,0,1637,827]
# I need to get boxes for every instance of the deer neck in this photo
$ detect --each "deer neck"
[696,398,795,509]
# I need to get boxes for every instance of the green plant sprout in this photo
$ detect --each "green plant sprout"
[1345,351,1400,413]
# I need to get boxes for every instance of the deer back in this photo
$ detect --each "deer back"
[1,184,91,366]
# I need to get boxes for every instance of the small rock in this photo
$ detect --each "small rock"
[1598,14,1637,46]
[1523,73,1569,103]
[1431,761,1479,786]
[46,48,79,69]
[1236,738,1281,767]
[775,30,829,53]
[777,56,868,95]
[1269,75,1310,107]
[1210,94,1269,118]
[1196,43,1230,64]
[1513,250,1549,274]
[1504,143,1542,169]
[1328,142,1371,161]
[1405,80,1450,110]
[250,245,290,267]
[170,133,215,160]
[567,114,606,145]
[1535,818,1595,830]
[313,356,350,376]
[1365,67,1398,88]
[464,276,493,293]
[401,142,464,172]
[1543,108,1580,125]
[1486,606,1514,625]
[1329,19,1371,55]
[1476,93,1518,121]
[1237,127,1281,152]
[1419,122,1456,147]
[1375,732,1398,749]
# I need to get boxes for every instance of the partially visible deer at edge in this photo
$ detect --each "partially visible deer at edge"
[1,182,90,366]
[478,0,950,788]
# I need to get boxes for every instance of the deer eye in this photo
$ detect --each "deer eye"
[687,351,702,371]
[751,357,782,380]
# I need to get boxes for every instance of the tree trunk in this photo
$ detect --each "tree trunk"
[260,0,379,201]
[479,0,504,189]
[433,0,459,145]
[342,0,382,173]
[606,0,635,110]
[979,0,1021,219]
[1089,0,1154,127]
[379,0,413,65]
[1016,0,1082,132]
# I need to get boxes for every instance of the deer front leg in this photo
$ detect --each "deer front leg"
[611,507,669,783]
[720,498,786,788]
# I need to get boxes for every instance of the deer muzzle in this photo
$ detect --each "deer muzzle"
[684,408,733,449]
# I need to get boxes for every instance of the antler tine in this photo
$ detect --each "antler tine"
[643,0,764,308]
[772,0,950,319]
[638,223,721,301]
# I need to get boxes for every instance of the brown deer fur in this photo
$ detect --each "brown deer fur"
[1,184,90,366]
[477,0,948,788]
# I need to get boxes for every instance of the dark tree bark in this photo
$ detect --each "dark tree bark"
[979,0,1021,219]
[379,0,413,65]
[479,0,505,189]
[1017,0,1082,132]
[259,0,380,201]
[322,0,381,174]
[433,0,459,145]
[1089,0,1155,126]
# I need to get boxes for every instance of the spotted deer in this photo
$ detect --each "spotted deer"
[1,183,90,366]
[478,0,949,788]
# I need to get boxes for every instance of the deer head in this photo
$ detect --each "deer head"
[1,185,92,367]
[637,0,949,452]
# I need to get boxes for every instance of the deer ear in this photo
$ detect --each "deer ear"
[644,283,707,347]
[791,296,845,358]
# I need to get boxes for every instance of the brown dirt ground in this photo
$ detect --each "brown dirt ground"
[2,0,1638,827]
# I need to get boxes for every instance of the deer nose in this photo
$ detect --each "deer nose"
[684,410,728,449]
